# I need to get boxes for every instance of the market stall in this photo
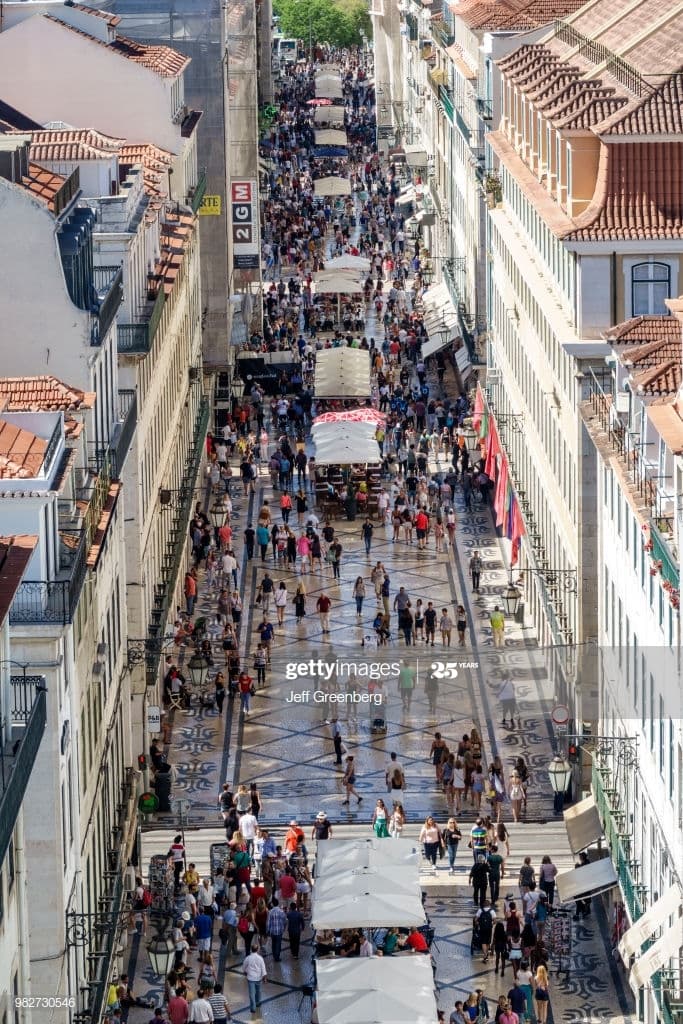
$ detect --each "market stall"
[314,176,352,197]
[313,347,370,398]
[315,838,420,877]
[315,956,437,1024]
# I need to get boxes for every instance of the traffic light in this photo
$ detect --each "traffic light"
[137,753,147,771]
[567,742,579,764]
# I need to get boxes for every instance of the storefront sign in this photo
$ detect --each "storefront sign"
[231,179,259,269]
[199,194,222,216]
[146,705,161,733]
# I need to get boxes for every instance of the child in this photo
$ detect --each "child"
[472,762,484,810]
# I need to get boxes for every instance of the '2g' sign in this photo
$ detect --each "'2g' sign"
[430,662,459,680]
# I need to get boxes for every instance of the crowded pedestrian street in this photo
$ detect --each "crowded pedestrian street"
[119,42,635,1024]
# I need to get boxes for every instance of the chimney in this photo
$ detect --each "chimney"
[0,135,31,184]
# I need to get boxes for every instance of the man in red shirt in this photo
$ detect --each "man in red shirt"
[238,672,253,715]
[168,988,189,1024]
[316,592,331,633]
[284,820,304,857]
[414,508,430,550]
[403,927,429,953]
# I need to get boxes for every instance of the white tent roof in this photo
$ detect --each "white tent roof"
[619,883,683,960]
[325,253,371,272]
[315,129,348,146]
[316,82,344,99]
[314,176,352,197]
[405,143,429,167]
[315,838,420,877]
[316,957,437,1024]
[314,348,370,397]
[312,421,381,465]
[311,887,426,928]
[556,857,618,904]
[311,275,363,295]
[315,105,346,124]
[313,865,421,902]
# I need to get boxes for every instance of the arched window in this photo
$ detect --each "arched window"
[632,262,670,315]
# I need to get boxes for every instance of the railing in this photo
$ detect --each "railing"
[117,287,166,356]
[82,455,112,546]
[0,677,46,865]
[477,96,493,121]
[431,19,454,48]
[650,520,679,588]
[43,419,63,477]
[10,528,88,626]
[592,763,644,922]
[53,167,80,218]
[188,167,207,214]
[438,84,454,121]
[112,390,137,478]
[144,397,210,685]
[92,265,124,345]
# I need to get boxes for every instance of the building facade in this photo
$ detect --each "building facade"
[582,300,683,1024]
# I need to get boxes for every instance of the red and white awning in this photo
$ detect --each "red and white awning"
[314,408,386,426]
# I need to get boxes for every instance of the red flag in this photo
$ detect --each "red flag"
[505,486,515,539]
[472,385,484,436]
[485,421,500,478]
[494,457,508,528]
[511,496,525,565]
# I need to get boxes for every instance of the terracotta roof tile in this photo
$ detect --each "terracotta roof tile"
[21,161,67,212]
[0,375,96,412]
[0,419,48,479]
[119,141,173,196]
[66,3,121,26]
[27,127,123,163]
[599,74,683,137]
[0,535,38,624]
[566,142,683,241]
[647,403,683,452]
[111,33,190,77]
[44,15,189,78]
[603,315,682,346]
[449,0,584,32]
[632,360,681,401]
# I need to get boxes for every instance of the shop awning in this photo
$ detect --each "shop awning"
[314,176,352,197]
[405,144,429,167]
[556,857,618,905]
[315,105,346,124]
[630,918,683,992]
[316,956,437,1024]
[312,422,381,465]
[315,129,348,146]
[619,884,683,960]
[396,185,417,207]
[563,795,603,856]
[314,348,370,398]
[389,147,407,164]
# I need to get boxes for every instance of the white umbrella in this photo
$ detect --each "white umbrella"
[325,253,371,272]
[315,838,420,876]
[316,957,436,1024]
[314,176,352,197]
[311,889,426,928]
[314,129,349,146]
[314,105,346,124]
[312,866,421,902]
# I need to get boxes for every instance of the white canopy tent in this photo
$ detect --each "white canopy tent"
[315,957,437,1024]
[312,421,381,465]
[324,253,371,272]
[315,838,420,877]
[314,348,370,397]
[314,105,346,124]
[313,271,364,291]
[313,866,422,903]
[315,81,344,100]
[314,129,349,146]
[314,176,352,197]
[405,143,429,167]
[311,886,426,929]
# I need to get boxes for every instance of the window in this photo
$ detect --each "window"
[632,262,671,315]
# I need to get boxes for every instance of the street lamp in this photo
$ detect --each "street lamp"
[548,754,572,814]
[147,919,175,977]
[502,581,522,617]
[187,652,210,689]
[209,498,230,529]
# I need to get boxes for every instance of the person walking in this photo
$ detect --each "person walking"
[487,844,504,905]
[443,817,462,874]
[243,944,267,1015]
[361,518,374,556]
[353,576,366,617]
[509,771,525,822]
[207,984,230,1024]
[424,601,437,646]
[469,551,482,592]
[456,605,468,646]
[274,581,288,626]
[533,966,550,1024]
[470,855,491,908]
[499,679,518,727]
[316,591,332,634]
[538,856,558,905]
[214,673,226,716]
[331,718,344,766]
[439,608,453,646]
[475,899,496,963]
[266,900,287,962]
[389,801,405,838]
[381,573,391,615]
[239,671,254,716]
[419,816,443,873]
[490,605,506,647]
[286,902,305,959]
[342,756,362,805]
[256,523,270,562]
[372,799,390,837]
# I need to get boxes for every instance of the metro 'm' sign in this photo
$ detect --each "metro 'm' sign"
[230,179,259,269]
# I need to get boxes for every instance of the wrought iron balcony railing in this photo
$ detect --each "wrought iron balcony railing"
[117,287,166,356]
[0,676,46,864]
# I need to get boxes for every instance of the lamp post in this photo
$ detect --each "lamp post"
[502,581,522,618]
[187,652,210,692]
[147,917,175,977]
[209,498,230,530]
[548,754,572,814]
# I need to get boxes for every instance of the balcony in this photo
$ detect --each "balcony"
[428,67,448,94]
[592,762,644,922]
[0,676,47,864]
[10,526,88,627]
[91,265,124,345]
[117,287,165,356]
[53,167,80,218]
[188,167,207,214]
[431,19,454,49]
[438,84,454,122]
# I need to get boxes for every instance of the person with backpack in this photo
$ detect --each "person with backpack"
[470,855,491,908]
[475,901,497,962]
